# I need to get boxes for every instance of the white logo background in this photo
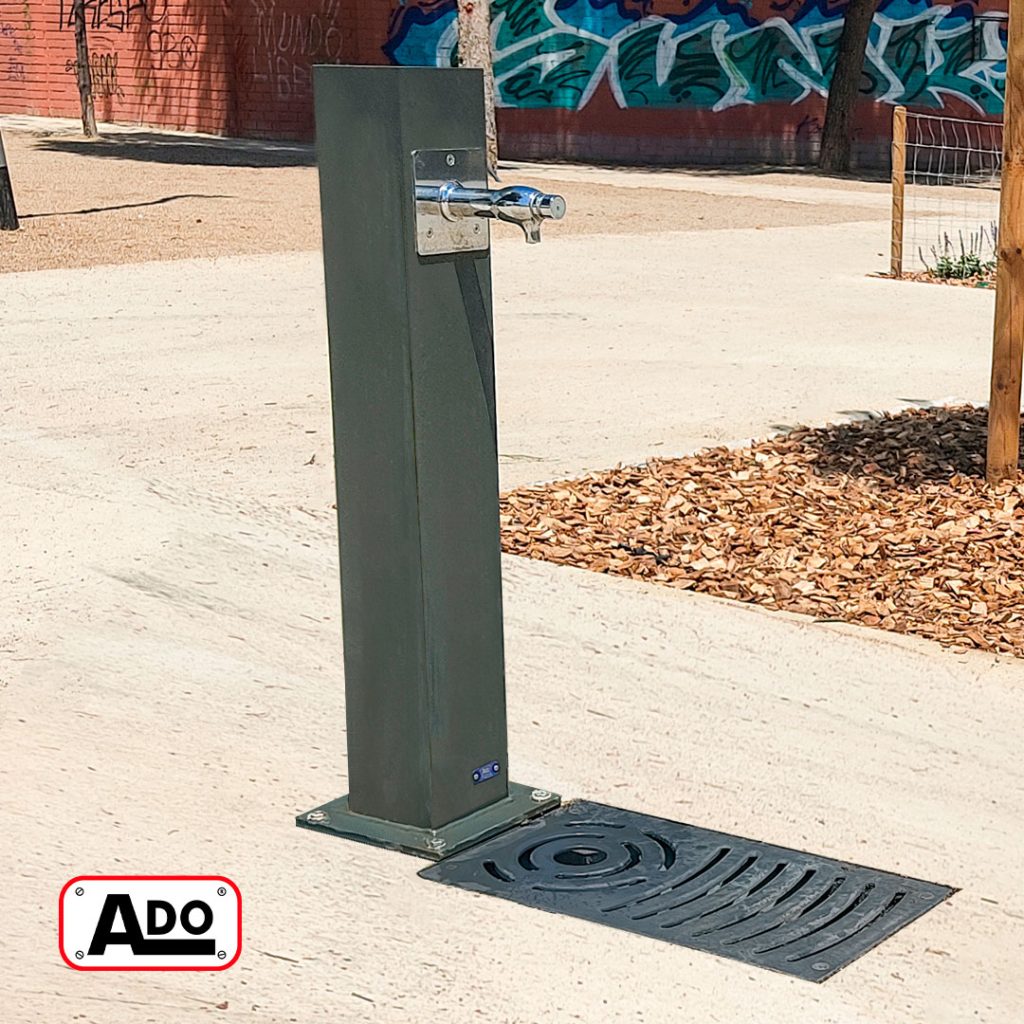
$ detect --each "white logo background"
[60,876,241,970]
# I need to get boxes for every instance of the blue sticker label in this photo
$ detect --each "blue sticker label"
[472,760,501,784]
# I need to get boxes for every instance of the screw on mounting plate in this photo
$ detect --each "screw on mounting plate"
[811,961,830,972]
[426,837,447,852]
[306,810,329,824]
[530,789,552,802]
[446,153,456,167]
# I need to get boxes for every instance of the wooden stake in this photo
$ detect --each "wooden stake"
[890,105,906,278]
[987,0,1024,483]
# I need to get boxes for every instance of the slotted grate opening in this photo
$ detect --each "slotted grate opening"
[420,801,954,981]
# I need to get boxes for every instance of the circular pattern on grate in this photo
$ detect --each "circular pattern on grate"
[483,820,677,892]
[491,825,919,960]
[426,801,954,982]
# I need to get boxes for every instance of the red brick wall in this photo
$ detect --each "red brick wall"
[0,0,391,138]
[0,0,1007,169]
[497,87,917,170]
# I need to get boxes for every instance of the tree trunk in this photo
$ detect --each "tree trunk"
[72,0,98,138]
[0,128,19,230]
[818,0,880,172]
[456,0,498,178]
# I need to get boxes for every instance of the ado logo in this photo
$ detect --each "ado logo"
[60,876,241,971]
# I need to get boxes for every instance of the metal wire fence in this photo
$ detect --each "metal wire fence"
[892,108,1002,276]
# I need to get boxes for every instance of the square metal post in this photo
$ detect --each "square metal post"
[297,66,557,859]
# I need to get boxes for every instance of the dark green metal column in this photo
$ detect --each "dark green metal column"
[297,66,557,859]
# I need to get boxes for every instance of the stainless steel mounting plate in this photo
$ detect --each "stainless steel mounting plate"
[413,148,489,257]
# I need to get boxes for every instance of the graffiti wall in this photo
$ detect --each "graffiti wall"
[0,0,1009,165]
[386,0,1007,165]
[0,1,222,134]
[0,0,390,138]
[387,0,1006,115]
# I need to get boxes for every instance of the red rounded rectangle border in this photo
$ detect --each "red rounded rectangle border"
[59,875,242,971]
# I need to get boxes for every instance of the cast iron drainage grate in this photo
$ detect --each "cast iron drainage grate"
[419,801,954,981]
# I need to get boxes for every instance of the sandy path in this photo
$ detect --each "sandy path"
[0,118,887,273]
[1,118,1020,1024]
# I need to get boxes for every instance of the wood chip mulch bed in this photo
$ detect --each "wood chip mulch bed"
[500,405,1024,657]
[881,270,994,288]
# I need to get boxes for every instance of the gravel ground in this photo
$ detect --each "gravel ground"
[0,122,887,273]
[4,125,1021,1023]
